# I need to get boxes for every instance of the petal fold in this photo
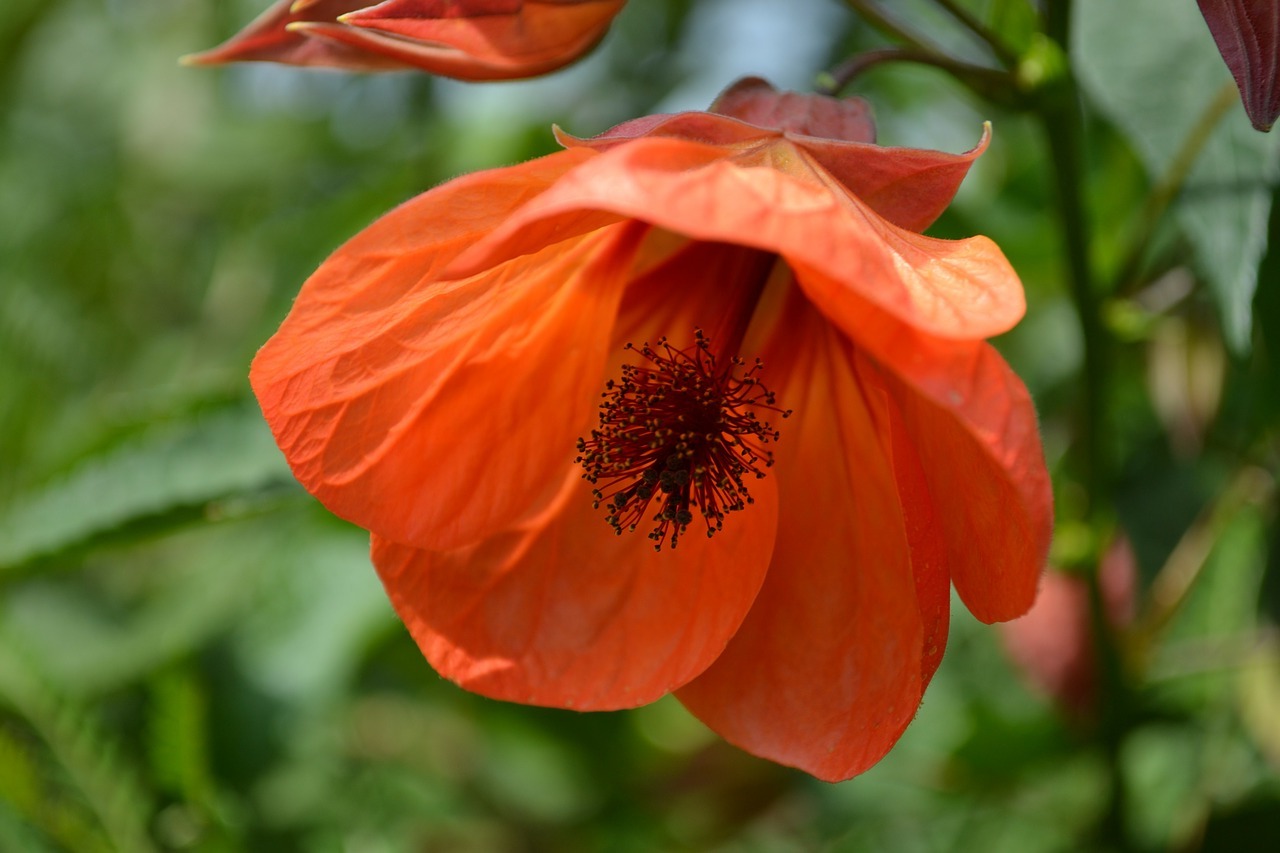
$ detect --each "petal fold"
[810,280,1052,623]
[452,137,1025,339]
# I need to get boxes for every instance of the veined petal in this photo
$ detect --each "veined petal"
[449,137,1024,339]
[678,293,924,782]
[804,125,990,233]
[371,464,778,710]
[251,151,647,551]
[799,269,1051,623]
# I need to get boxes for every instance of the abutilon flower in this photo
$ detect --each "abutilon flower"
[251,78,1053,780]
[1197,0,1280,131]
[185,0,626,81]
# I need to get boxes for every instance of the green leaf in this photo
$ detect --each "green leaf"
[0,406,293,570]
[1074,0,1280,352]
[147,668,214,806]
[0,508,373,698]
[0,641,157,853]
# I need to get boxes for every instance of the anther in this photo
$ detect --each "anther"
[576,331,789,550]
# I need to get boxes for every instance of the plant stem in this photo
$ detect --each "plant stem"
[931,0,1019,65]
[820,47,1013,97]
[1045,0,1072,45]
[1040,95,1106,505]
[842,0,940,54]
[1035,9,1132,847]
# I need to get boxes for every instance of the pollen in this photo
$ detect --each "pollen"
[575,329,790,550]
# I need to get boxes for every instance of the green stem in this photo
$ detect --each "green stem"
[1034,12,1130,847]
[1040,95,1106,505]
[931,0,1019,65]
[842,0,940,54]
[1045,0,1073,45]
[820,47,1014,99]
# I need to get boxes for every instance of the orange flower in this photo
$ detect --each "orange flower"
[251,78,1053,780]
[184,0,626,80]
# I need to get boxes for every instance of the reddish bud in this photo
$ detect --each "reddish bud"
[184,0,627,81]
[1001,537,1138,719]
[1197,0,1280,131]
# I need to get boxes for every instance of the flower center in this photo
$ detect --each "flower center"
[575,330,790,550]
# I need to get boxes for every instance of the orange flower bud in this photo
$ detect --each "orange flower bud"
[185,0,626,81]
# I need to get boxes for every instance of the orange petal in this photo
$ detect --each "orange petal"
[807,278,1051,623]
[371,464,778,709]
[251,151,650,551]
[798,125,991,233]
[677,292,925,781]
[451,136,1025,340]
[856,360,951,684]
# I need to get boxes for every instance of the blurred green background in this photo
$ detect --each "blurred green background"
[2,1,1279,850]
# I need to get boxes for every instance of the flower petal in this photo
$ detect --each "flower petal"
[806,125,990,233]
[798,270,1051,623]
[251,151,649,550]
[371,464,778,709]
[677,292,924,782]
[856,360,951,684]
[559,95,987,233]
[450,136,1025,339]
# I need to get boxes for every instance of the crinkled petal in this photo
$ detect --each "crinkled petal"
[559,111,985,234]
[449,137,1024,339]
[371,463,778,709]
[797,267,1051,622]
[251,151,649,550]
[677,292,924,782]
